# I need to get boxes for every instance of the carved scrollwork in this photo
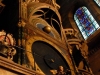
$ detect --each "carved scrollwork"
[0,30,16,60]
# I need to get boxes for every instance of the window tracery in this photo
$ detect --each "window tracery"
[74,6,100,39]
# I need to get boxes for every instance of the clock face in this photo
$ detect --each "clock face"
[25,29,75,75]
[32,41,70,75]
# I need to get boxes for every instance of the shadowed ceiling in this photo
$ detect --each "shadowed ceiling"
[0,0,19,40]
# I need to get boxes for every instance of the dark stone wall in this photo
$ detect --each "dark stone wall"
[56,0,77,28]
[0,0,19,39]
[89,49,100,75]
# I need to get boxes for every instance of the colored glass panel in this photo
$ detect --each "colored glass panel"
[74,6,100,39]
[94,0,100,6]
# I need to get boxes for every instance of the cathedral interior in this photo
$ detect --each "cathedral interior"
[0,0,100,75]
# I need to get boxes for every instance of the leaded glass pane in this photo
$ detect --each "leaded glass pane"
[82,31,87,39]
[94,0,100,7]
[78,25,83,31]
[75,19,80,25]
[89,15,94,21]
[74,6,100,39]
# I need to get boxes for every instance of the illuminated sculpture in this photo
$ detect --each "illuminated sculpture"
[0,30,16,60]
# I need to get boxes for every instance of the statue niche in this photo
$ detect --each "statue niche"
[64,28,91,73]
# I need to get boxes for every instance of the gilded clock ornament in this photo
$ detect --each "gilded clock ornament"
[0,30,16,60]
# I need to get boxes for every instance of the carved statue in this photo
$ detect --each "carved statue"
[56,66,66,75]
[0,41,16,60]
[64,28,79,39]
[80,40,88,58]
[7,46,16,60]
[0,30,16,60]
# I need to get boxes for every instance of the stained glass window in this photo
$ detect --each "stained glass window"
[74,6,100,40]
[94,0,100,6]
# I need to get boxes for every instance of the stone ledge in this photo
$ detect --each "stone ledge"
[0,56,44,75]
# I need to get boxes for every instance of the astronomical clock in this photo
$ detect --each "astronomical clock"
[15,0,94,75]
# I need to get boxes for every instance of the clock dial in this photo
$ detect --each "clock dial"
[32,41,70,75]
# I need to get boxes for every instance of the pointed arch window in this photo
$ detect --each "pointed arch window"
[74,6,100,40]
[94,0,100,6]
